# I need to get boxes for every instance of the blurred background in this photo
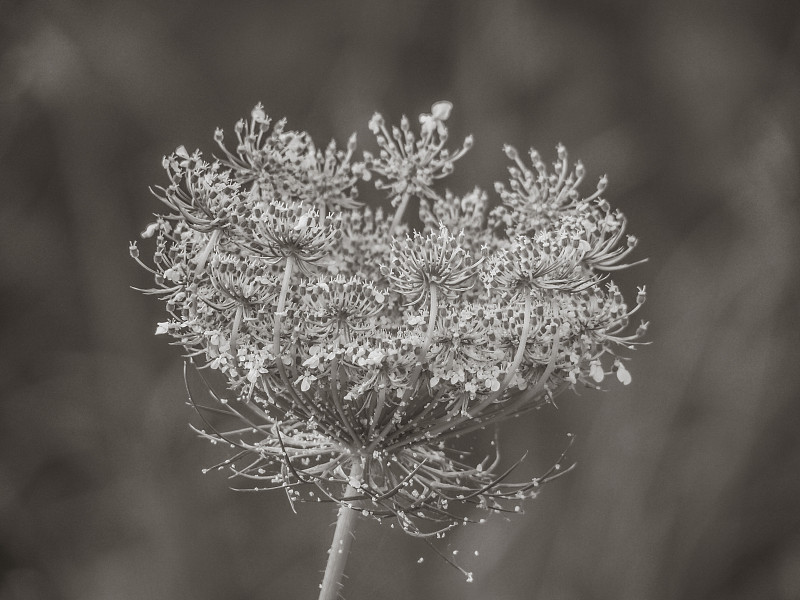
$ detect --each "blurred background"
[2,0,799,599]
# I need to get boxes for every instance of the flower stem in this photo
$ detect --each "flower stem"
[384,294,533,453]
[389,190,410,233]
[194,228,221,277]
[318,462,362,600]
[368,284,438,452]
[273,254,295,358]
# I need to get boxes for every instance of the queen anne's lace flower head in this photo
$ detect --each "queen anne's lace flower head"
[132,102,648,536]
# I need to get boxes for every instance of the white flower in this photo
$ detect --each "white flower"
[134,101,648,536]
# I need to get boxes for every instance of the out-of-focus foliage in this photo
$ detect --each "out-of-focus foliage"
[1,1,798,599]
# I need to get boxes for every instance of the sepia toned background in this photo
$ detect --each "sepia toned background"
[2,1,799,598]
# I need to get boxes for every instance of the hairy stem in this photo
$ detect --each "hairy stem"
[318,461,363,600]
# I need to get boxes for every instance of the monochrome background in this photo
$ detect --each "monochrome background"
[2,1,799,599]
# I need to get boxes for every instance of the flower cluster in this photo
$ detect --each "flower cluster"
[132,102,647,536]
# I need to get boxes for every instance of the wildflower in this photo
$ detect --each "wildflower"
[573,199,644,271]
[134,102,647,543]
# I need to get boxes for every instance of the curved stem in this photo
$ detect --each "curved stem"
[330,353,362,446]
[318,461,363,600]
[230,303,243,357]
[389,190,410,233]
[421,284,438,354]
[194,228,221,277]
[478,293,533,409]
[271,255,332,430]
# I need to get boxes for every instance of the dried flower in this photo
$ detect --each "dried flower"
[133,102,648,542]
